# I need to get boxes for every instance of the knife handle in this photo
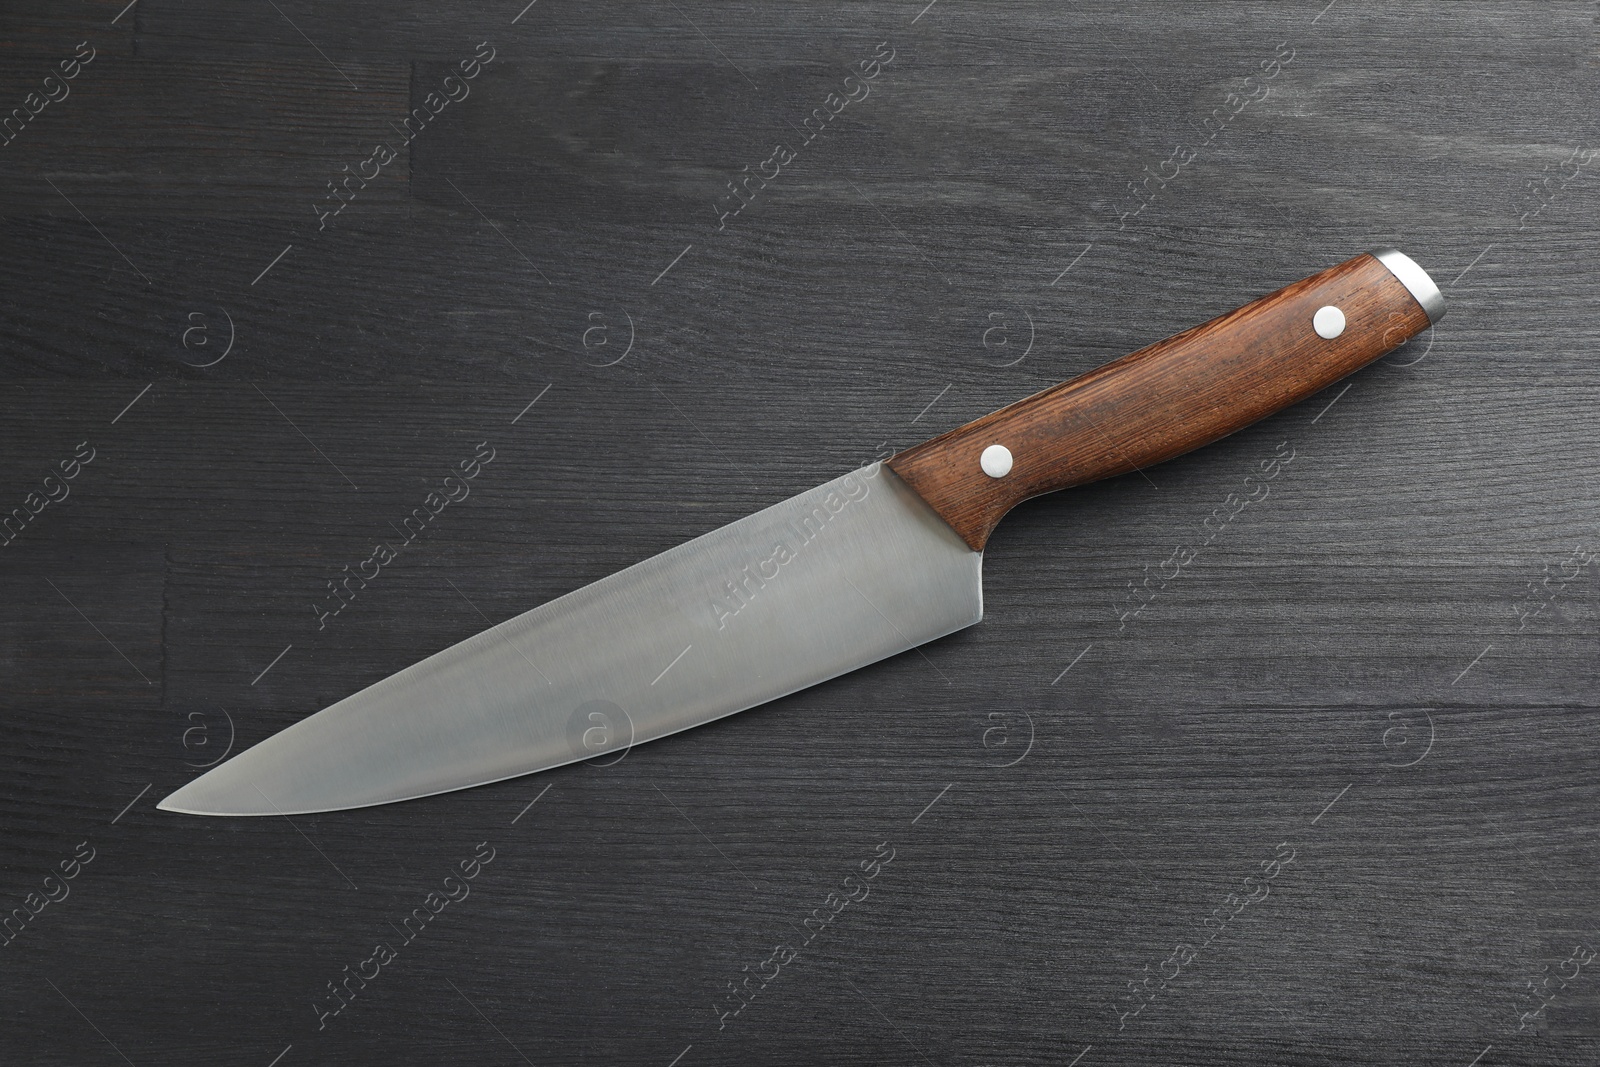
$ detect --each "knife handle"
[887,248,1445,550]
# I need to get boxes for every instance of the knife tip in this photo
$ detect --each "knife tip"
[154,787,206,816]
[155,781,246,817]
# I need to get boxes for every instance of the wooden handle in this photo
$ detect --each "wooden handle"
[888,250,1444,550]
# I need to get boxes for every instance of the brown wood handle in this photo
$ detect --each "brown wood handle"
[888,250,1444,550]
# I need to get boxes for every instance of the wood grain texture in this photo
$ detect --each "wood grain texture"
[1,1,1599,1065]
[890,252,1433,548]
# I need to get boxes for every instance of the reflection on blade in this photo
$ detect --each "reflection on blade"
[159,464,982,815]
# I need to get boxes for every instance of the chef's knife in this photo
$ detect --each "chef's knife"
[160,249,1444,816]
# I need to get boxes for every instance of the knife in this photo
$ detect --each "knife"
[160,248,1445,816]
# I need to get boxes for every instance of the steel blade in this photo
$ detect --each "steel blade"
[158,463,982,815]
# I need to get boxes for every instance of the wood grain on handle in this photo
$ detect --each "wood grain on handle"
[888,250,1443,551]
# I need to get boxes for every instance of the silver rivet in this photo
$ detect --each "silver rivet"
[980,444,1013,478]
[1313,305,1346,339]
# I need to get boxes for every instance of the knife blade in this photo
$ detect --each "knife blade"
[159,248,1444,816]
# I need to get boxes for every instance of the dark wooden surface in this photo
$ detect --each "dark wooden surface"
[889,252,1432,549]
[2,1,1598,1065]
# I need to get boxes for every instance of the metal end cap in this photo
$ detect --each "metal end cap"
[1370,247,1446,325]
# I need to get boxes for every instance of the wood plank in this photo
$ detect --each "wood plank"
[1,2,1598,1065]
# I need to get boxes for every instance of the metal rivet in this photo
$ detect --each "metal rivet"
[1313,305,1346,339]
[980,444,1013,478]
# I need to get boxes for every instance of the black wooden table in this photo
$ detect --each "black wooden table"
[3,2,1597,1064]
